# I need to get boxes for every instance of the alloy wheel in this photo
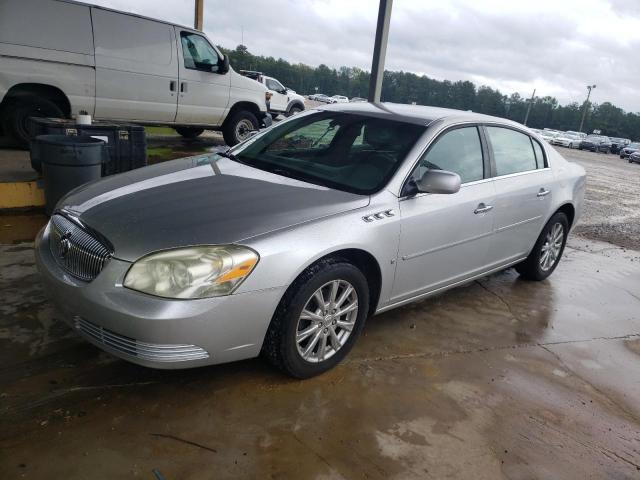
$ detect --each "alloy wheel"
[295,280,358,363]
[540,222,564,271]
[235,119,255,142]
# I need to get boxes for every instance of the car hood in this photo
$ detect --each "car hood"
[59,155,369,262]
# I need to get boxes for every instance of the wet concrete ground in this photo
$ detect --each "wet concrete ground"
[1,236,640,479]
[1,145,640,479]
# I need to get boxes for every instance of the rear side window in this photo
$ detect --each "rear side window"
[531,138,546,168]
[411,126,484,184]
[486,127,538,176]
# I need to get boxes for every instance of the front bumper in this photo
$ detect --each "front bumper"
[35,225,285,369]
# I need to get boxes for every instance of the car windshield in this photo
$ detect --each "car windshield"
[230,111,426,195]
[586,136,602,142]
[629,143,640,148]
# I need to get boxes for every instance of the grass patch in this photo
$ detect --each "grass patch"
[147,147,178,162]
[145,126,177,136]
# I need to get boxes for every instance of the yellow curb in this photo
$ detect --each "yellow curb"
[0,181,45,209]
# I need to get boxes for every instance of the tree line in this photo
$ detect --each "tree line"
[220,45,640,140]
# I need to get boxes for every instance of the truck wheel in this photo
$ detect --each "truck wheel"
[174,127,204,138]
[2,97,64,149]
[286,105,303,117]
[222,110,258,146]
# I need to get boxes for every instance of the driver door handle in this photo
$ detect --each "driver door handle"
[474,203,494,214]
[537,188,550,197]
[180,82,188,93]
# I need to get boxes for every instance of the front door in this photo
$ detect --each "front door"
[265,77,289,112]
[174,29,230,126]
[483,126,554,268]
[392,125,496,303]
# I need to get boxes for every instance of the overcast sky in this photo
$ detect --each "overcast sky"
[87,0,640,112]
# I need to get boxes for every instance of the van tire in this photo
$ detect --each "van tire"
[286,105,303,117]
[174,127,204,138]
[222,110,258,146]
[2,97,64,149]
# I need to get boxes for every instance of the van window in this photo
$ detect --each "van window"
[180,32,219,72]
[411,127,484,184]
[486,127,538,176]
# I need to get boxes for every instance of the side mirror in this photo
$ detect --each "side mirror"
[415,169,461,194]
[218,55,230,74]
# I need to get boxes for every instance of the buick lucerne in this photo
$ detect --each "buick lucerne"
[35,103,586,378]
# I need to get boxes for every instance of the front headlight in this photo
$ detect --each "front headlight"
[123,245,259,299]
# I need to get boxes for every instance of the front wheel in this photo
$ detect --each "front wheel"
[222,110,259,146]
[262,260,369,378]
[516,212,569,281]
[286,105,303,117]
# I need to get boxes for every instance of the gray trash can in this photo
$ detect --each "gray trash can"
[35,135,107,215]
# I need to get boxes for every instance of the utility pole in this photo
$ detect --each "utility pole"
[368,0,393,103]
[194,0,204,30]
[523,89,536,126]
[579,84,596,133]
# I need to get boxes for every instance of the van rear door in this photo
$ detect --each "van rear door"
[174,29,230,126]
[92,8,178,122]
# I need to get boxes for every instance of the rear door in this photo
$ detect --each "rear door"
[174,29,229,125]
[392,125,496,303]
[92,9,178,122]
[484,126,554,267]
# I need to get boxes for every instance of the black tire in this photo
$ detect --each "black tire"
[286,105,303,117]
[222,110,259,146]
[262,259,370,378]
[174,127,204,138]
[2,97,64,149]
[516,212,569,281]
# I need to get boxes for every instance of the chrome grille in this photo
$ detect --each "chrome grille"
[74,317,210,362]
[49,214,112,281]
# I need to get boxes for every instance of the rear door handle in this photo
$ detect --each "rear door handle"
[474,203,494,214]
[180,82,188,93]
[169,80,176,92]
[537,188,550,197]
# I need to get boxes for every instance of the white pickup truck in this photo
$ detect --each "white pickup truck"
[240,71,306,118]
[0,0,272,147]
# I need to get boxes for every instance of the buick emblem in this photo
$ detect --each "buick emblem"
[59,231,72,258]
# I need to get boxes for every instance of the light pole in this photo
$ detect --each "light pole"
[578,84,596,133]
[523,89,536,126]
[368,0,393,103]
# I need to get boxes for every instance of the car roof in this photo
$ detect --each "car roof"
[317,102,526,128]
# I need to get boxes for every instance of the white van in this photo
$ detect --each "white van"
[0,0,272,147]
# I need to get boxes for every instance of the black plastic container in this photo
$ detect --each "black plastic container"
[29,117,147,176]
[34,135,106,215]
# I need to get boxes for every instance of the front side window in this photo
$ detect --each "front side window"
[486,126,538,176]
[410,126,484,184]
[180,32,219,71]
[231,112,425,194]
[266,79,285,92]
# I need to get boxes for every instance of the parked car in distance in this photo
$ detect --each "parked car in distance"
[350,97,367,103]
[551,133,582,149]
[629,151,640,164]
[239,71,305,118]
[619,142,640,159]
[36,102,585,378]
[565,130,587,139]
[609,137,631,154]
[0,0,271,147]
[331,95,349,103]
[579,135,612,153]
[309,94,334,104]
[539,130,559,143]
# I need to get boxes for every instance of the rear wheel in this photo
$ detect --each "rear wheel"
[174,127,204,138]
[516,212,569,281]
[2,96,64,149]
[222,110,258,146]
[262,259,369,378]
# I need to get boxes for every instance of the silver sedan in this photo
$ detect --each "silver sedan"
[35,103,586,378]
